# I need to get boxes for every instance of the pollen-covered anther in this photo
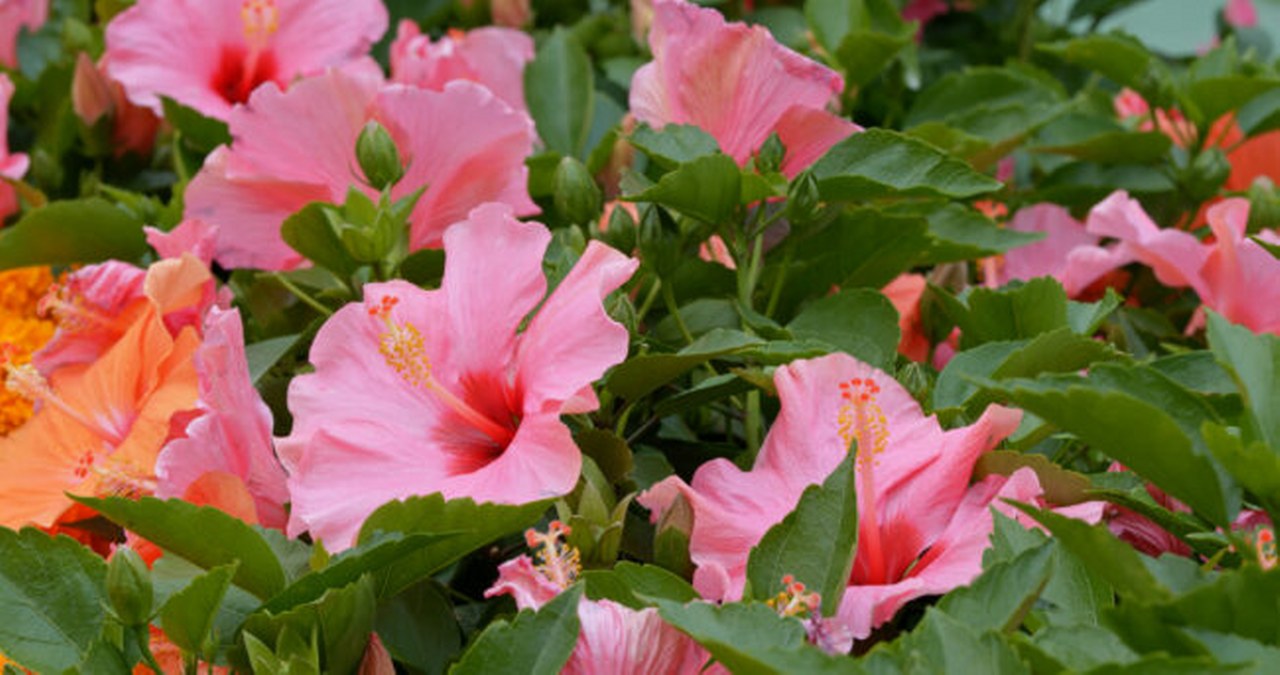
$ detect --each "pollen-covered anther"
[92,459,158,498]
[241,0,280,41]
[526,520,581,590]
[37,283,111,333]
[836,377,889,466]
[768,574,821,619]
[374,299,431,390]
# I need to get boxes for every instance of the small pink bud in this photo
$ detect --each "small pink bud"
[71,52,114,125]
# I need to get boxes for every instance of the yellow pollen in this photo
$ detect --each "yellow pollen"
[767,574,821,619]
[241,0,279,42]
[90,458,158,498]
[1256,528,1277,570]
[0,267,57,435]
[837,377,889,468]
[526,521,581,590]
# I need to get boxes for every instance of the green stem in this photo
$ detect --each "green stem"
[663,283,694,345]
[764,242,795,318]
[636,276,662,323]
[271,273,334,317]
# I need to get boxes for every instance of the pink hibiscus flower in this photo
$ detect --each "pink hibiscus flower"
[390,20,533,114]
[278,204,638,550]
[184,69,538,270]
[1,73,31,221]
[104,0,387,121]
[486,523,720,674]
[155,307,289,529]
[1087,191,1280,334]
[983,203,1132,297]
[640,353,1030,639]
[0,0,46,69]
[629,0,858,177]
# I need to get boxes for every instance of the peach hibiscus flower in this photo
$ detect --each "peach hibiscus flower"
[279,204,637,550]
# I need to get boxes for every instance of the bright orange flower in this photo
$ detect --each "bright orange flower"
[0,266,56,435]
[0,259,207,529]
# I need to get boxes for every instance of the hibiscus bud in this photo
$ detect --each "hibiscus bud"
[107,547,153,626]
[356,121,405,191]
[653,492,694,577]
[754,133,785,175]
[1247,177,1280,233]
[554,156,603,226]
[600,200,639,253]
[1185,148,1230,203]
[72,52,114,125]
[786,171,821,228]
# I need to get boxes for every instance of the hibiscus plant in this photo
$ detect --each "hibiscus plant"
[1,0,1280,673]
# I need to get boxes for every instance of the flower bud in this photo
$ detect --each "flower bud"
[107,547,153,626]
[554,156,603,226]
[1185,148,1230,204]
[785,170,821,228]
[72,52,114,125]
[1247,177,1280,233]
[356,121,405,191]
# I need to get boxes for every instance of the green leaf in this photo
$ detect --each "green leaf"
[1038,33,1164,99]
[919,204,1044,264]
[628,124,721,169]
[811,0,913,87]
[810,129,1001,201]
[937,541,1053,633]
[654,600,809,673]
[1203,423,1280,525]
[280,203,360,278]
[980,365,1235,526]
[356,494,549,598]
[161,96,231,153]
[1206,311,1280,449]
[159,563,237,656]
[951,277,1070,348]
[525,29,594,158]
[869,608,1030,674]
[0,198,147,271]
[1035,130,1172,164]
[1184,77,1280,129]
[628,154,742,225]
[787,288,900,371]
[261,532,455,613]
[75,496,287,600]
[605,328,765,400]
[1237,87,1280,137]
[242,576,377,675]
[375,580,461,675]
[0,529,109,674]
[580,562,700,611]
[1008,503,1169,605]
[450,585,582,675]
[747,452,857,617]
[245,334,301,384]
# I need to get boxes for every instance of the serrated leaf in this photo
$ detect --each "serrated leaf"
[938,541,1054,633]
[747,452,857,617]
[450,585,582,675]
[0,529,110,674]
[75,496,286,600]
[1206,311,1280,449]
[810,129,1001,201]
[0,198,147,271]
[627,153,742,225]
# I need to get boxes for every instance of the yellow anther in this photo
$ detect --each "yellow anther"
[837,377,889,468]
[526,521,581,590]
[241,0,279,42]
[767,574,821,619]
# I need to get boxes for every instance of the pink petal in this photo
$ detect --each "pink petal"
[377,81,538,249]
[1201,198,1280,333]
[773,105,859,178]
[145,219,219,266]
[630,0,847,170]
[391,21,534,114]
[485,555,564,610]
[1086,190,1210,297]
[515,241,638,414]
[268,0,388,78]
[566,600,714,675]
[0,0,47,69]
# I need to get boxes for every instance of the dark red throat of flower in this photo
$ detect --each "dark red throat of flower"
[211,45,279,106]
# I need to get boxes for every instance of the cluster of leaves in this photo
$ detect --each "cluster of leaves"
[4,0,1280,673]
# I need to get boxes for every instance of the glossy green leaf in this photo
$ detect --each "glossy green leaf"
[525,29,594,158]
[159,563,237,656]
[242,576,377,675]
[628,124,720,168]
[450,585,582,675]
[787,288,900,371]
[280,202,360,279]
[628,153,742,225]
[654,600,810,674]
[1206,311,1280,449]
[245,334,301,384]
[606,328,764,400]
[161,96,232,153]
[0,198,147,271]
[811,129,1001,201]
[375,580,461,675]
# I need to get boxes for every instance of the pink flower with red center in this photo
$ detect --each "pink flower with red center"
[1,73,31,221]
[0,0,46,69]
[1088,191,1280,334]
[640,352,1032,639]
[486,522,721,674]
[184,69,539,270]
[981,203,1132,297]
[390,20,533,115]
[629,0,858,177]
[104,0,387,121]
[154,307,289,530]
[278,204,638,550]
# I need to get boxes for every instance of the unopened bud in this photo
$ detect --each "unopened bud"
[356,121,405,191]
[554,156,603,226]
[72,53,114,125]
[107,547,153,626]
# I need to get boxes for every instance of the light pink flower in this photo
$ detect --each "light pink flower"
[2,73,30,220]
[104,0,387,122]
[0,0,46,69]
[985,203,1132,297]
[155,307,289,529]
[640,353,1027,639]
[1088,191,1280,334]
[278,204,638,550]
[390,21,532,114]
[486,524,718,674]
[185,69,539,270]
[629,0,857,177]
[1226,0,1258,28]
[145,219,219,266]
